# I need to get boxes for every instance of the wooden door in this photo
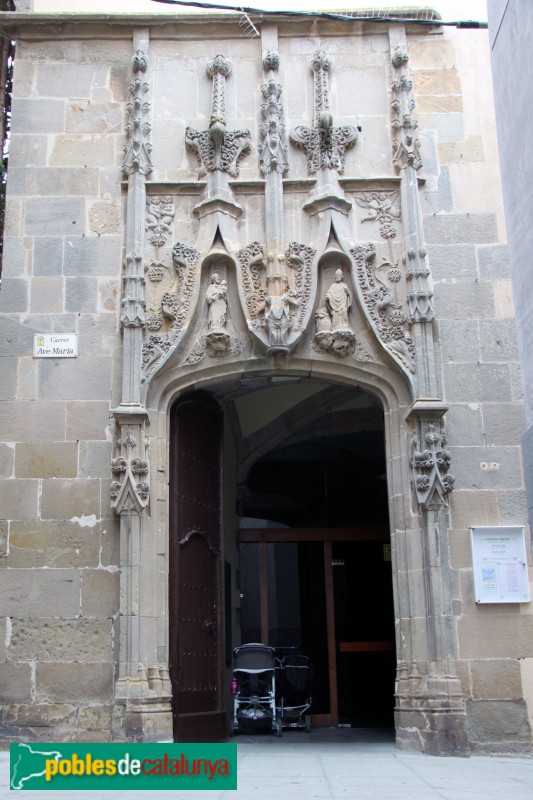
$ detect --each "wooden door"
[169,394,226,741]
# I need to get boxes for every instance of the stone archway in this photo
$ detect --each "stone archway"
[111,355,469,754]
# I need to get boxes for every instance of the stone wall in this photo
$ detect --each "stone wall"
[0,11,531,753]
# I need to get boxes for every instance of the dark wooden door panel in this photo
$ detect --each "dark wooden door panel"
[170,395,224,742]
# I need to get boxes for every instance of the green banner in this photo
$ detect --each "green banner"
[10,743,237,791]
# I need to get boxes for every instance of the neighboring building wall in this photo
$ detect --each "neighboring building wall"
[0,10,531,754]
[488,0,533,743]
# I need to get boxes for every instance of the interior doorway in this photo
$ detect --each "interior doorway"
[236,383,396,728]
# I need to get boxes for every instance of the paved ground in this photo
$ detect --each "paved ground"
[2,729,533,799]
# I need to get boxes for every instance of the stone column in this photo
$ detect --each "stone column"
[388,27,469,755]
[112,29,172,742]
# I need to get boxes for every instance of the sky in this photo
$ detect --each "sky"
[33,0,488,24]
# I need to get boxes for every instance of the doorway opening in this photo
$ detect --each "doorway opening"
[236,383,396,729]
[168,379,396,738]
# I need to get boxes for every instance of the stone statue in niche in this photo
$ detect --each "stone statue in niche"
[314,267,356,357]
[206,273,228,331]
[264,279,299,355]
[205,272,231,357]
[326,268,352,331]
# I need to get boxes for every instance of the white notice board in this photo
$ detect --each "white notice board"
[470,526,531,604]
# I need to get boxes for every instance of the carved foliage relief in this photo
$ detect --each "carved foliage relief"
[237,241,315,346]
[351,190,416,374]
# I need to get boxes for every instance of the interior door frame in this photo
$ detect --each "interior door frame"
[237,526,391,727]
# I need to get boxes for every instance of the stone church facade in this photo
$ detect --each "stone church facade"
[0,9,532,755]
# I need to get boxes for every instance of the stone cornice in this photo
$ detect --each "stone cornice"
[0,10,441,39]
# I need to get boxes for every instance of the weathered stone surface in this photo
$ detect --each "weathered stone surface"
[0,278,29,313]
[2,237,28,277]
[470,659,523,700]
[418,112,465,142]
[0,479,38,520]
[8,167,99,197]
[66,401,110,440]
[443,363,512,403]
[445,404,484,446]
[9,133,48,168]
[435,279,494,320]
[480,319,520,361]
[24,198,86,237]
[29,277,64,314]
[10,98,66,134]
[417,94,463,113]
[33,237,64,277]
[98,278,120,313]
[65,276,98,313]
[0,569,81,617]
[477,244,511,279]
[450,490,499,528]
[0,401,65,442]
[424,213,498,245]
[421,166,453,214]
[9,619,113,662]
[483,404,526,445]
[498,490,529,525]
[0,357,17,400]
[0,663,32,703]
[466,699,531,752]
[415,68,461,95]
[50,134,115,167]
[437,319,480,362]
[493,278,516,319]
[3,703,77,729]
[66,100,122,134]
[81,568,120,617]
[38,358,112,401]
[8,519,100,568]
[458,615,533,659]
[15,441,78,479]
[76,704,113,732]
[438,136,484,164]
[36,63,95,98]
[79,440,112,480]
[36,663,114,703]
[0,520,8,564]
[427,244,477,282]
[40,478,100,520]
[89,201,120,235]
[63,235,121,277]
[0,444,14,478]
[450,445,522,490]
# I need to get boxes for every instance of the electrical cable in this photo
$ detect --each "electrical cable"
[147,0,488,29]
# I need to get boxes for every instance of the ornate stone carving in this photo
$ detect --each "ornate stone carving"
[351,242,415,374]
[121,253,146,329]
[186,55,251,178]
[313,268,356,357]
[411,419,454,509]
[122,50,153,177]
[259,77,289,175]
[111,423,150,514]
[390,46,422,171]
[238,241,269,327]
[204,272,233,357]
[290,50,359,175]
[142,241,201,378]
[238,241,315,352]
[405,248,434,322]
[355,191,401,239]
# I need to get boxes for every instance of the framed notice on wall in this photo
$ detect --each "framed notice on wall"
[470,526,531,604]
